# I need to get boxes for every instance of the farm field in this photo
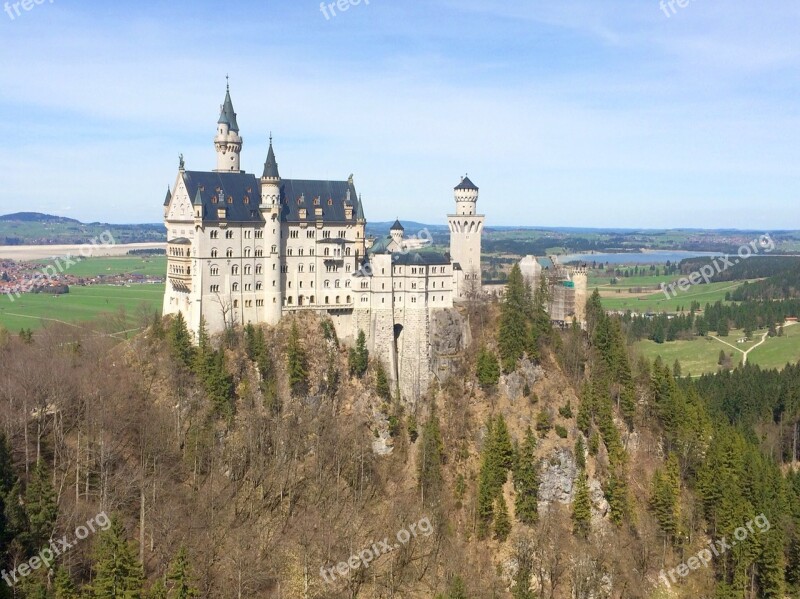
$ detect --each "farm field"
[0,284,165,334]
[30,255,167,278]
[600,281,744,313]
[634,323,800,376]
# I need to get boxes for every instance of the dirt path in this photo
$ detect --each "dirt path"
[710,321,798,366]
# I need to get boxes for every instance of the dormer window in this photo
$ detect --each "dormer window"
[327,198,333,206]
[313,197,320,206]
[243,196,250,204]
[227,196,233,204]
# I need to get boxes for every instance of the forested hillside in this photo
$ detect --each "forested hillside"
[0,272,798,598]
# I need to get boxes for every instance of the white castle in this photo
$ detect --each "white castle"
[162,86,484,398]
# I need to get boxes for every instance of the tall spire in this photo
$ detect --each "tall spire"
[262,136,280,179]
[217,80,239,132]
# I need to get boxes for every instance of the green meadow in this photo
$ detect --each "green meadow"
[0,284,165,333]
[32,255,167,278]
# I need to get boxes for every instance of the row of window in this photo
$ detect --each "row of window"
[210,230,265,239]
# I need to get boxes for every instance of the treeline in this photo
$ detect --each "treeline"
[677,256,800,283]
[731,264,800,301]
[623,298,800,342]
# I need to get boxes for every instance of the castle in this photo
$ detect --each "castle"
[162,86,483,399]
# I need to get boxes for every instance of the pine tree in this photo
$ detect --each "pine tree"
[146,579,167,599]
[418,406,444,507]
[649,454,681,542]
[513,427,539,525]
[53,568,78,599]
[476,346,501,388]
[90,517,143,598]
[287,320,308,397]
[25,460,57,547]
[572,471,592,538]
[498,265,529,373]
[348,329,369,378]
[166,546,199,599]
[375,361,391,400]
[169,312,194,367]
[493,495,511,541]
[444,575,469,599]
[574,436,586,470]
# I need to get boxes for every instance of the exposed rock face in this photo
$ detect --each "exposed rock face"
[429,308,470,386]
[589,479,610,522]
[502,360,544,401]
[538,448,577,505]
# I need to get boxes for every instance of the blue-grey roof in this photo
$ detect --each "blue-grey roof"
[182,171,263,223]
[217,88,240,132]
[368,236,392,255]
[392,251,451,266]
[356,194,365,221]
[169,237,191,245]
[163,187,172,206]
[390,219,404,231]
[280,179,359,223]
[262,141,279,179]
[455,176,478,191]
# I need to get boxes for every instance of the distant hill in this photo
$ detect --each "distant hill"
[0,212,81,224]
[0,212,165,246]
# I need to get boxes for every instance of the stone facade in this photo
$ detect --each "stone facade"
[162,87,485,401]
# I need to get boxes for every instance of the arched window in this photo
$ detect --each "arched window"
[232,265,239,275]
[226,248,233,257]
[210,266,219,276]
[255,265,262,274]
[256,282,262,290]
[211,248,218,258]
[232,282,239,291]
[244,247,251,257]
[244,265,251,275]
[324,280,330,288]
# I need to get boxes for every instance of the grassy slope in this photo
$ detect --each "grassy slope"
[600,281,743,313]
[30,255,167,278]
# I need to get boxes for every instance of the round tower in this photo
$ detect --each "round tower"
[448,175,485,299]
[260,136,283,324]
[214,82,243,172]
[390,219,404,247]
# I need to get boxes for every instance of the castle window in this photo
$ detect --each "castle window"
[210,266,219,276]
[327,198,333,206]
[322,230,331,239]
[345,247,351,256]
[298,248,304,257]
[309,296,315,304]
[227,196,233,204]
[299,264,304,273]
[245,284,252,291]
[244,248,251,257]
[335,280,340,288]
[232,265,239,275]
[255,230,263,238]
[324,280,330,288]
[244,196,250,204]
[210,284,220,293]
[324,248,330,257]
[226,230,234,239]
[211,196,217,204]
[287,248,293,256]
[271,245,277,254]
[244,230,251,239]
[232,282,239,291]
[346,295,351,303]
[255,265,263,274]
[313,197,320,206]
[325,296,329,304]
[226,248,233,257]
[210,230,219,239]
[256,282,262,290]
[309,264,315,273]
[345,280,351,288]
[336,296,340,304]
[244,265,251,275]
[234,299,239,308]
[211,249,218,258]
[307,230,315,238]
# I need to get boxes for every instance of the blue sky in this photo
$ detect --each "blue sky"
[0,0,798,228]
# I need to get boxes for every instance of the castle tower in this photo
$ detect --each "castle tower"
[448,175,485,299]
[260,136,283,324]
[571,266,588,326]
[214,82,243,172]
[390,219,404,247]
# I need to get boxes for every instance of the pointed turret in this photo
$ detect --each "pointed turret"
[262,136,280,179]
[163,186,172,207]
[214,80,243,173]
[217,84,240,132]
[356,193,365,221]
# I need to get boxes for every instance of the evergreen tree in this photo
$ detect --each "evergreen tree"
[375,361,391,401]
[348,330,369,378]
[513,427,539,525]
[574,436,586,470]
[649,454,681,542]
[287,320,308,397]
[444,576,468,599]
[53,568,79,599]
[476,416,514,535]
[476,346,501,389]
[168,312,194,368]
[417,406,444,507]
[146,579,168,599]
[498,265,529,373]
[166,546,199,599]
[90,517,143,598]
[493,495,511,541]
[572,471,592,538]
[25,460,57,547]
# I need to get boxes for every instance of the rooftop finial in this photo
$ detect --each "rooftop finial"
[226,74,229,92]
[269,131,273,144]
